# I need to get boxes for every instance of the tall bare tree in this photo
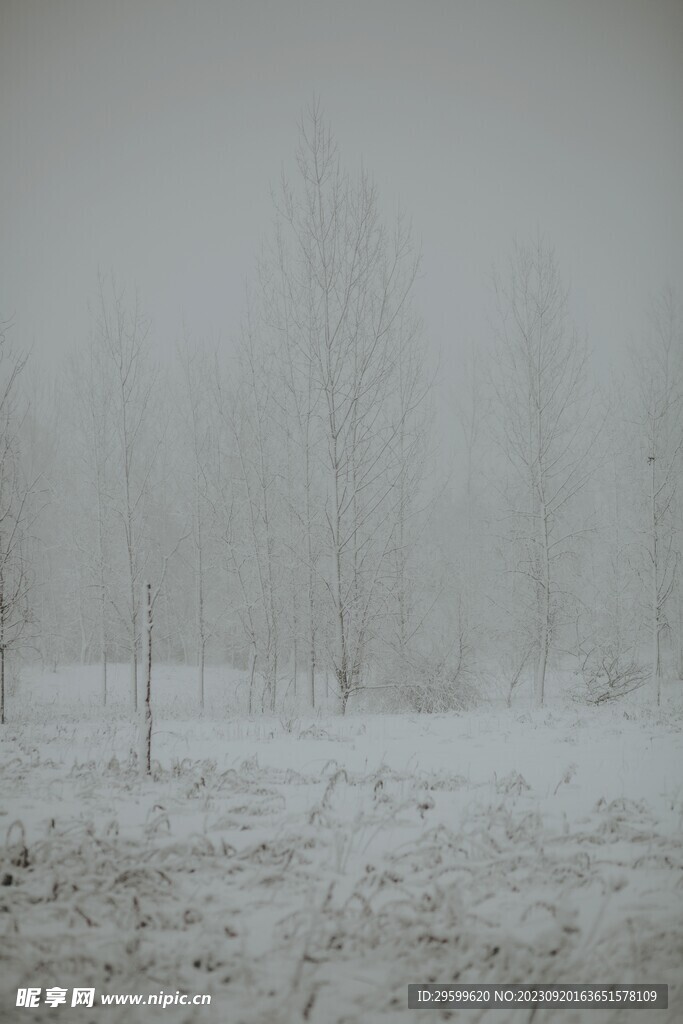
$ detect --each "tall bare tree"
[263,104,429,712]
[68,330,116,702]
[213,313,282,712]
[490,238,597,707]
[0,323,36,724]
[574,377,646,703]
[632,287,683,704]
[91,276,158,711]
[176,334,216,709]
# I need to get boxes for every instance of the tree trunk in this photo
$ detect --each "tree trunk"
[309,615,316,709]
[140,582,153,775]
[198,638,205,711]
[97,484,108,706]
[650,455,662,706]
[306,434,316,709]
[248,646,257,716]
[130,613,138,712]
[197,571,205,711]
[196,470,205,711]
[331,435,351,712]
[100,551,107,706]
[1,585,5,725]
[535,511,551,708]
[0,647,4,726]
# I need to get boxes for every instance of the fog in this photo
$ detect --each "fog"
[2,0,682,376]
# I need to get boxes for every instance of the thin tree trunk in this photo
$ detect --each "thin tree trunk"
[130,611,138,712]
[331,433,350,710]
[293,635,298,698]
[1,584,6,725]
[306,440,316,709]
[197,535,205,711]
[309,598,316,709]
[122,372,138,712]
[198,637,205,710]
[96,484,108,706]
[650,455,662,706]
[140,582,153,775]
[79,600,88,665]
[126,531,137,710]
[534,364,551,709]
[257,403,278,713]
[613,458,623,674]
[535,507,551,708]
[248,646,257,716]
[195,448,205,710]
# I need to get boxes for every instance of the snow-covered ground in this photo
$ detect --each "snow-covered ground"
[1,666,682,1022]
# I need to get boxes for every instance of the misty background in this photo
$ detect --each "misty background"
[0,0,681,716]
[3,0,682,373]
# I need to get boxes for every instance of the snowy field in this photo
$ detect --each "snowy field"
[1,666,682,1023]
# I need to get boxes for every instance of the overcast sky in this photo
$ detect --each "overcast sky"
[1,0,682,379]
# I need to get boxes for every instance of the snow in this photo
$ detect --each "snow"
[1,666,682,1022]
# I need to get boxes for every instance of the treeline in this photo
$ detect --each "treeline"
[3,108,682,716]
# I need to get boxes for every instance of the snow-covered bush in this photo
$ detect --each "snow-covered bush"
[578,642,648,704]
[400,654,479,713]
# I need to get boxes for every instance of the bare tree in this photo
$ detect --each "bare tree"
[214,316,282,712]
[0,323,36,723]
[381,309,433,694]
[68,331,116,702]
[176,334,216,709]
[139,542,184,774]
[264,104,428,712]
[261,216,324,708]
[575,383,646,703]
[632,287,683,704]
[451,341,491,674]
[91,275,158,711]
[490,238,597,707]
